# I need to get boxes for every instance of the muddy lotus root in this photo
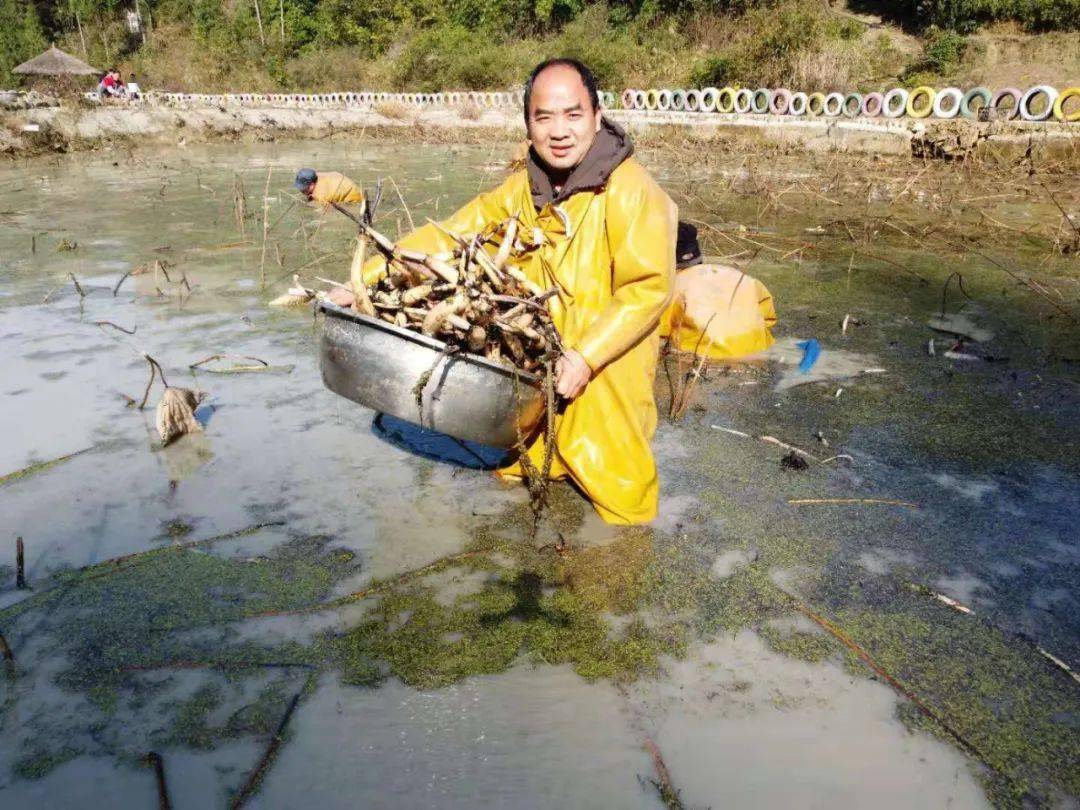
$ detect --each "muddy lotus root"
[353,216,559,374]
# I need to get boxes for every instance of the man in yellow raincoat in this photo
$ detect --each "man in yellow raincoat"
[330,59,676,524]
[294,168,364,206]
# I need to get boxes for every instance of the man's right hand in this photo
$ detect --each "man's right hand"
[326,286,355,307]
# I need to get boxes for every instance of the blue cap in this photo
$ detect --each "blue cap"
[294,168,317,190]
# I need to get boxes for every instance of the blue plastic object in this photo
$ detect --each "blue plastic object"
[797,339,821,373]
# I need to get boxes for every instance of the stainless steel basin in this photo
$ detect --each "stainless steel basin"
[318,301,545,448]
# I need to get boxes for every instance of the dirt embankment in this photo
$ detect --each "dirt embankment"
[2,101,1078,167]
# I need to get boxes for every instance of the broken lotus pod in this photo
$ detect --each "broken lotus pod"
[156,387,205,446]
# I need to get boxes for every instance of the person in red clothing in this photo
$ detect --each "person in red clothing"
[96,69,124,100]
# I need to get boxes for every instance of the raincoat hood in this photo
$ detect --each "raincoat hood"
[527,116,634,209]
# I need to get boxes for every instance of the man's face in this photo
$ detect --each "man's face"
[300,182,315,200]
[526,65,601,175]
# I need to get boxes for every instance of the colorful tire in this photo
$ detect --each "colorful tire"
[861,92,884,117]
[933,87,963,118]
[645,89,661,110]
[881,90,907,120]
[789,91,808,116]
[633,90,647,109]
[621,89,636,109]
[842,92,863,117]
[989,87,1020,119]
[658,89,673,110]
[751,88,771,114]
[700,87,720,112]
[960,87,992,119]
[672,89,688,110]
[906,86,935,118]
[807,92,826,116]
[770,88,792,114]
[734,88,754,114]
[823,92,845,117]
[1020,85,1058,121]
[716,87,736,113]
[1054,87,1080,121]
[685,89,702,112]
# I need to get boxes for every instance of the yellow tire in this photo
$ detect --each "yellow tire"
[907,86,935,118]
[1053,87,1080,122]
[807,92,826,116]
[717,87,736,113]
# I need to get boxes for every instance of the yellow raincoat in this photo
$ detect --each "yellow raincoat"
[659,264,777,358]
[363,159,676,524]
[311,172,364,205]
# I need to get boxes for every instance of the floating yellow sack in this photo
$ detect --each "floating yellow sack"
[659,264,777,359]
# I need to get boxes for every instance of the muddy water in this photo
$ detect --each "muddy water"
[0,140,1077,808]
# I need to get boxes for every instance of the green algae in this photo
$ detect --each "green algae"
[759,624,838,663]
[338,536,688,689]
[14,746,82,781]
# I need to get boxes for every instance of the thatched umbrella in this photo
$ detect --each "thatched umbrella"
[13,46,99,77]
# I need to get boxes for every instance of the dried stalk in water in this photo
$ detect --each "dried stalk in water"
[156,388,204,446]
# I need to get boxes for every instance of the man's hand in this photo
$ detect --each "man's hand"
[326,286,355,307]
[555,350,592,400]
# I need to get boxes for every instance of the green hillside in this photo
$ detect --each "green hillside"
[2,0,1078,93]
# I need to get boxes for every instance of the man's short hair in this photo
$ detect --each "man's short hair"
[523,58,600,124]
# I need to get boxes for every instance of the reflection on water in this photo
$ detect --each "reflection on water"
[0,140,1077,808]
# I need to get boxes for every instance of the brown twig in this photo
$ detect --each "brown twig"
[143,752,172,810]
[113,269,134,296]
[642,733,685,809]
[69,273,86,297]
[15,537,26,589]
[94,320,137,335]
[230,671,318,809]
[788,497,918,508]
[136,354,169,410]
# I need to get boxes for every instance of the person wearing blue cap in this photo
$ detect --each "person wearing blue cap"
[294,168,364,206]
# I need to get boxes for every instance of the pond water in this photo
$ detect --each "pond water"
[0,138,1077,808]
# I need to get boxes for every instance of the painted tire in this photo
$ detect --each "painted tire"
[621,89,636,109]
[734,88,754,114]
[700,87,720,112]
[789,91,808,116]
[770,88,792,115]
[716,87,736,113]
[658,89,674,110]
[842,92,863,117]
[631,90,646,110]
[644,89,660,110]
[1054,87,1080,122]
[685,89,702,112]
[671,89,687,111]
[807,92,826,116]
[959,87,992,119]
[823,92,845,117]
[603,91,617,108]
[933,87,963,118]
[906,86,935,118]
[751,88,771,114]
[882,88,908,118]
[1020,85,1058,121]
[861,92,884,117]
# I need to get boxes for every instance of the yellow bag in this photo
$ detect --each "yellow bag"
[659,264,777,358]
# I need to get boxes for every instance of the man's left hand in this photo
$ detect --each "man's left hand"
[555,350,592,400]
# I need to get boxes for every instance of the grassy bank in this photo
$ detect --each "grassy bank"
[2,1,1078,95]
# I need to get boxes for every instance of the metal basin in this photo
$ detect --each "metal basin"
[318,301,545,448]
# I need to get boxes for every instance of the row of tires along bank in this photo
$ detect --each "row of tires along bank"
[140,85,1080,122]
